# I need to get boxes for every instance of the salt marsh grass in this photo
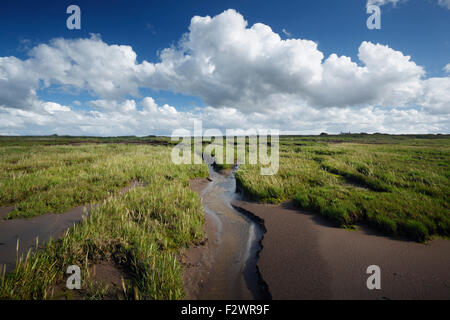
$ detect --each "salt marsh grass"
[0,141,208,299]
[1,135,448,300]
[236,135,450,242]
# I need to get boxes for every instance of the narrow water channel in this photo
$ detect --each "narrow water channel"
[196,166,270,300]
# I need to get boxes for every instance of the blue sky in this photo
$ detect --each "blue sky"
[2,0,448,72]
[0,0,449,135]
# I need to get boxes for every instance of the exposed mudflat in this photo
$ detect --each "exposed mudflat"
[185,170,269,300]
[232,200,450,300]
[183,178,218,300]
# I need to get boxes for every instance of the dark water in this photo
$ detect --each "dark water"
[196,166,270,300]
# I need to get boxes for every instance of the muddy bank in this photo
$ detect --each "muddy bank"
[183,178,218,300]
[0,207,14,220]
[184,171,270,300]
[232,200,450,300]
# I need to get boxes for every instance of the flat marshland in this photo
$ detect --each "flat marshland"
[0,134,449,299]
[0,140,208,299]
[236,135,450,242]
[233,135,450,299]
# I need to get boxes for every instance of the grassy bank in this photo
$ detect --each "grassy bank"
[235,135,450,242]
[0,142,184,219]
[0,142,208,299]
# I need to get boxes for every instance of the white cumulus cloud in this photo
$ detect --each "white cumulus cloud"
[0,9,449,135]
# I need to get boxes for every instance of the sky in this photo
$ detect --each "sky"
[0,0,449,136]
